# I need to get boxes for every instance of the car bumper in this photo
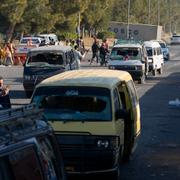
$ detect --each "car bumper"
[56,134,120,174]
[110,67,144,79]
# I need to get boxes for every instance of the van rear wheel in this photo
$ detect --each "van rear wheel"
[158,67,163,74]
[152,69,156,76]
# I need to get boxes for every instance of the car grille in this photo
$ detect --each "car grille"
[56,134,117,172]
[115,65,136,70]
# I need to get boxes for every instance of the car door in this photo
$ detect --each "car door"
[118,80,140,139]
[5,145,44,180]
[113,87,125,145]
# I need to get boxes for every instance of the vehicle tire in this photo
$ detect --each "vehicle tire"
[152,69,156,76]
[25,90,32,98]
[158,66,163,74]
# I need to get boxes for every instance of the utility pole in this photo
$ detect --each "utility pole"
[157,0,160,25]
[127,0,131,39]
[148,0,151,24]
[77,12,81,38]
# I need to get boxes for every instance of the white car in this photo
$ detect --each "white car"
[108,40,148,84]
[171,35,180,45]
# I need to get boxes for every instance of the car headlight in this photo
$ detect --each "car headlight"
[24,75,31,80]
[97,140,109,148]
[109,65,115,70]
[96,137,120,149]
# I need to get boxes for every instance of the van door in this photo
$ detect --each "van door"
[113,87,125,145]
[157,47,164,68]
[117,80,140,160]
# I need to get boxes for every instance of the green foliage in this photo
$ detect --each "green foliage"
[97,31,115,39]
[57,32,78,41]
[0,0,179,40]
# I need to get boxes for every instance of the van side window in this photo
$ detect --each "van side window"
[153,48,156,55]
[113,88,123,113]
[8,146,44,180]
[127,80,138,107]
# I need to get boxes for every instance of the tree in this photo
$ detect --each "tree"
[0,0,27,41]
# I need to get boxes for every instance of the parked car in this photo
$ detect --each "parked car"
[38,34,59,45]
[14,36,42,64]
[31,69,141,179]
[152,40,170,61]
[108,39,148,84]
[0,104,66,180]
[143,41,164,76]
[23,45,79,98]
[170,34,180,45]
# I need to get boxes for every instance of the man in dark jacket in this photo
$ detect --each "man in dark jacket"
[0,76,11,109]
[90,40,99,64]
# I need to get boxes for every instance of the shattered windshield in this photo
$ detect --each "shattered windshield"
[110,47,141,60]
[26,52,64,65]
[32,86,112,122]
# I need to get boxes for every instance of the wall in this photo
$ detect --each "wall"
[109,21,162,41]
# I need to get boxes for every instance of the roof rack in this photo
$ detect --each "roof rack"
[114,39,143,46]
[0,104,46,146]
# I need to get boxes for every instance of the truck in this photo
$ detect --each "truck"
[109,21,162,41]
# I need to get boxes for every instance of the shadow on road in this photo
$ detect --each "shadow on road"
[120,72,180,180]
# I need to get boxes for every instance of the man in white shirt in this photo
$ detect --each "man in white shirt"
[74,45,84,69]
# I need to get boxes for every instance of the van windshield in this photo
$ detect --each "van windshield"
[27,53,64,65]
[32,86,112,122]
[146,47,153,56]
[111,47,141,60]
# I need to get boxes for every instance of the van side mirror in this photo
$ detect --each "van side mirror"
[115,109,128,119]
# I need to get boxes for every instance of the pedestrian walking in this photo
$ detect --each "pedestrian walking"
[90,40,99,64]
[74,45,83,69]
[4,44,13,66]
[99,42,109,66]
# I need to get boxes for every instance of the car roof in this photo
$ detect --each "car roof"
[36,69,132,89]
[143,41,161,47]
[113,43,142,48]
[29,45,72,53]
[21,37,41,40]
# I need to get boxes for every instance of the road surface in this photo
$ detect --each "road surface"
[0,45,180,180]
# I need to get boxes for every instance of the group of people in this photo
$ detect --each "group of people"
[65,37,88,69]
[90,37,109,66]
[0,42,15,66]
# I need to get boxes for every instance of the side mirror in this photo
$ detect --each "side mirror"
[115,109,128,119]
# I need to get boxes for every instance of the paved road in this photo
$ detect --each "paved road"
[0,45,180,180]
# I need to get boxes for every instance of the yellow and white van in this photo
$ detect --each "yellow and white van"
[31,69,141,179]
